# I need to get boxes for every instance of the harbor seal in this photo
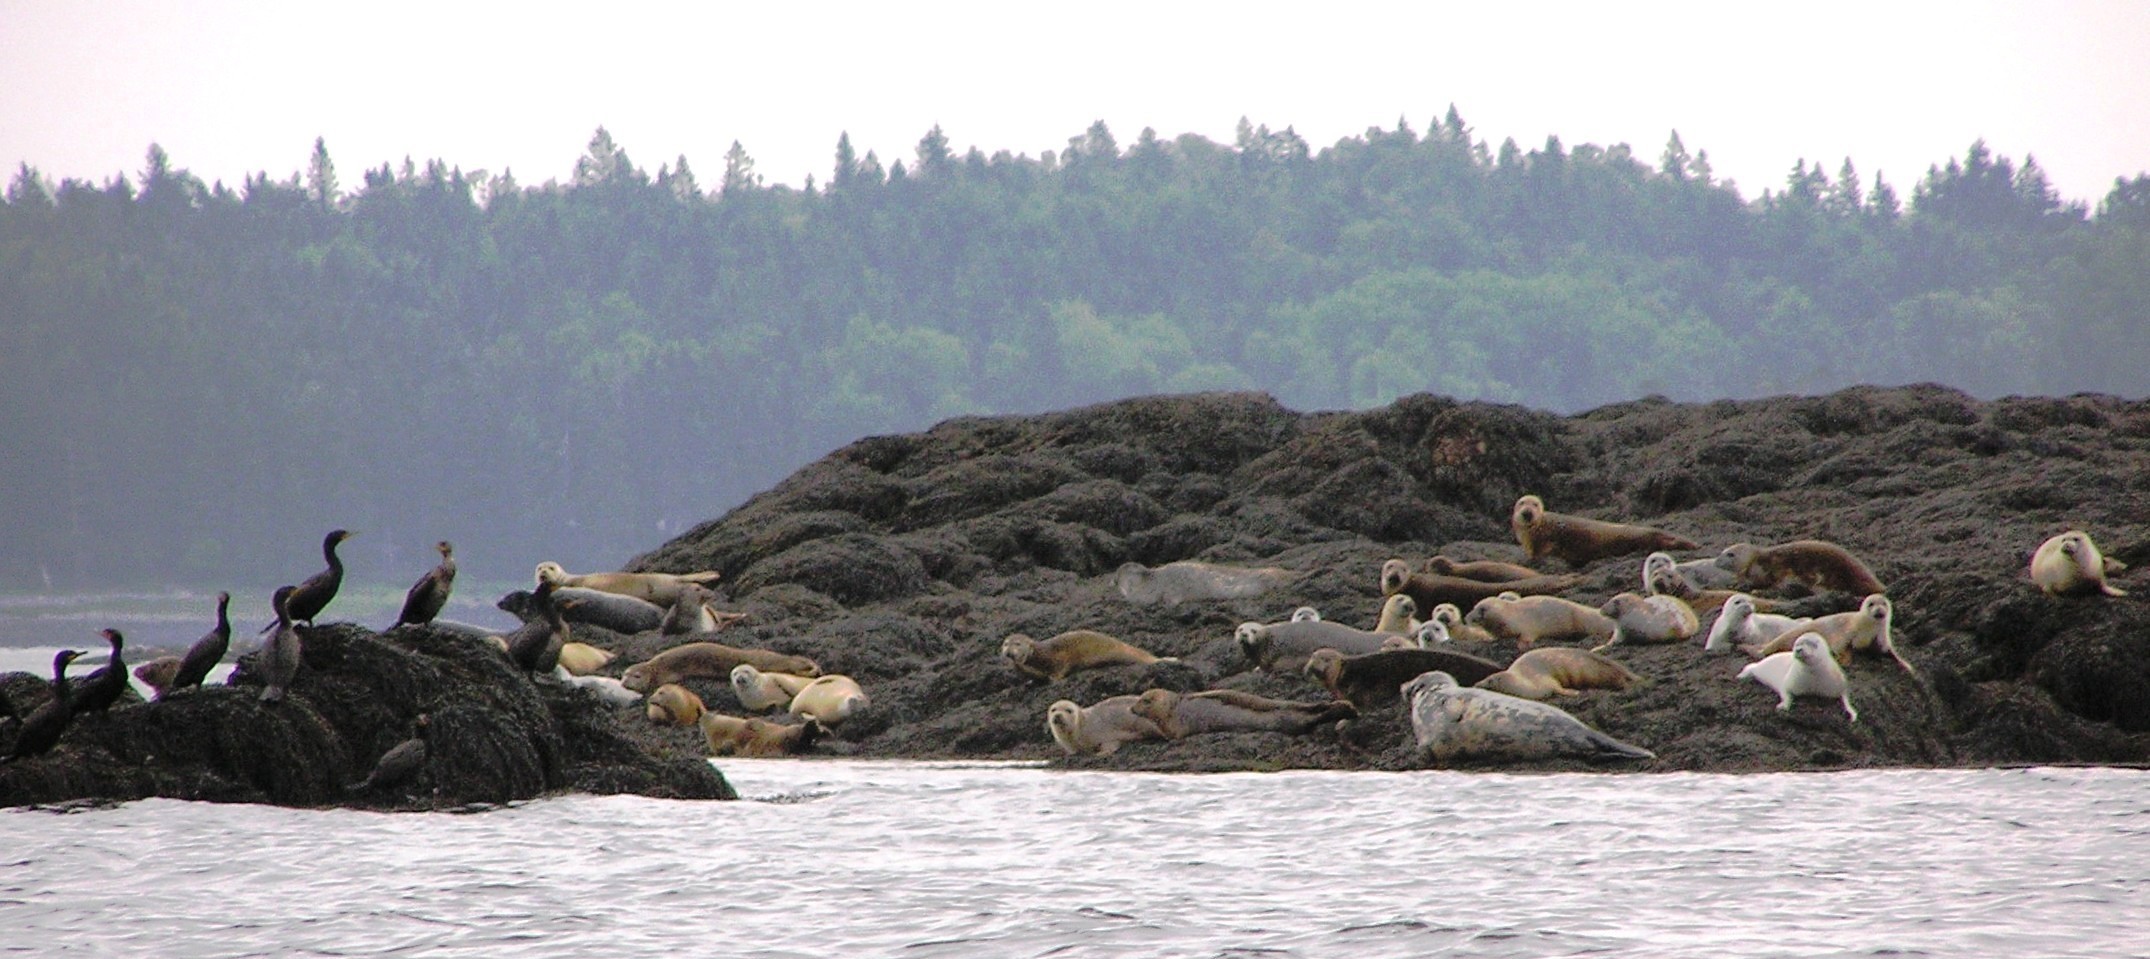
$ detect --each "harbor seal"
[1429,603,1496,644]
[731,664,818,712]
[1234,619,1390,673]
[785,674,869,726]
[1373,594,1420,635]
[1403,670,1655,764]
[1464,594,1617,650]
[1131,688,1357,740]
[498,584,573,674]
[1289,606,1322,622]
[133,656,183,697]
[699,713,822,757]
[1380,559,1582,612]
[1407,620,1453,647]
[659,583,718,635]
[1474,647,1641,700]
[1641,550,1738,593]
[1001,630,1172,682]
[390,541,456,629]
[555,641,616,676]
[645,683,706,726]
[1595,592,1701,650]
[1510,495,1697,568]
[621,642,822,693]
[1742,594,1909,672]
[1302,646,1504,708]
[1714,540,1886,597]
[1703,593,1810,654]
[2030,530,2128,598]
[535,561,723,607]
[499,586,666,634]
[1047,696,1166,756]
[1114,560,1292,605]
[1421,555,1542,583]
[1739,632,1857,721]
[561,674,642,707]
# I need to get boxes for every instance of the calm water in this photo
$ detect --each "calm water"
[2,761,2144,958]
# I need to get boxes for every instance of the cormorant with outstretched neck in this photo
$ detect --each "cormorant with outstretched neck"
[391,541,456,629]
[164,591,231,698]
[69,629,128,714]
[2,649,84,764]
[276,529,352,629]
[260,585,303,703]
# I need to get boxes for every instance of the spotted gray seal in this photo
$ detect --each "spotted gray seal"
[1402,670,1655,763]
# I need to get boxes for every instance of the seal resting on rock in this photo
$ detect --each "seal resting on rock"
[1510,495,1697,568]
[1234,619,1389,673]
[1421,555,1542,583]
[699,713,822,757]
[1595,592,1700,651]
[2029,530,2128,598]
[1302,647,1504,708]
[784,674,869,726]
[1131,688,1357,740]
[1704,593,1810,654]
[133,656,184,698]
[1001,630,1172,682]
[1047,696,1166,756]
[1641,551,1737,593]
[1739,632,1857,721]
[1714,540,1886,597]
[1428,603,1496,645]
[730,664,816,712]
[555,642,616,676]
[535,561,723,607]
[561,674,641,707]
[1742,593,1910,673]
[621,642,822,693]
[1475,648,1641,700]
[1464,595,1617,650]
[1372,594,1420,635]
[499,586,665,635]
[645,683,706,726]
[1380,559,1581,612]
[1403,670,1655,764]
[1114,560,1291,605]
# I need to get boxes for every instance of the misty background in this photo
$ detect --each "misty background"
[3,117,2146,592]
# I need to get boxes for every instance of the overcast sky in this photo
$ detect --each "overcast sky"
[4,1,2148,205]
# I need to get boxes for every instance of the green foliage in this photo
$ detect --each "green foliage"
[1,126,2144,587]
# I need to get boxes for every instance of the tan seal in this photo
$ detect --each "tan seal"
[1381,559,1581,612]
[1594,592,1701,651]
[1373,594,1420,635]
[785,674,870,726]
[1739,632,1857,721]
[1001,630,1172,682]
[1420,555,1542,583]
[1703,593,1809,655]
[1047,696,1166,756]
[535,561,723,607]
[699,712,822,757]
[1303,647,1504,708]
[2030,530,2128,598]
[1114,560,1292,605]
[1429,603,1497,645]
[1464,594,1616,650]
[1742,594,1910,673]
[1234,619,1389,673]
[133,655,184,697]
[730,663,816,712]
[1713,540,1885,597]
[1510,495,1698,568]
[1403,671,1654,763]
[1475,647,1641,700]
[621,642,822,693]
[1131,688,1357,739]
[556,641,616,676]
[644,683,705,726]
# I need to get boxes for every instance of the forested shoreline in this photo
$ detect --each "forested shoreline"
[3,112,2146,589]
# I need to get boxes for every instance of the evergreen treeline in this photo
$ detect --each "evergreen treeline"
[4,112,2147,588]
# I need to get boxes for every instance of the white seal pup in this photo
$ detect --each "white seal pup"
[1594,592,1701,651]
[1704,593,1810,654]
[1047,696,1165,756]
[560,673,642,707]
[1738,632,1857,721]
[1289,606,1322,623]
[1402,670,1655,763]
[2029,530,2128,598]
[731,663,817,712]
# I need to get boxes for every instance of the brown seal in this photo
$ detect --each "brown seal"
[1741,593,1910,673]
[1380,559,1582,612]
[1131,688,1357,739]
[1047,696,1166,756]
[1713,540,1886,597]
[645,683,706,726]
[2030,530,2128,598]
[621,641,822,693]
[1001,630,1172,682]
[1595,592,1701,650]
[1420,555,1542,583]
[1464,594,1617,650]
[133,656,184,698]
[1234,620,1389,673]
[699,713,822,757]
[1475,647,1641,700]
[535,561,723,607]
[1510,495,1697,568]
[1302,647,1504,708]
[659,583,719,636]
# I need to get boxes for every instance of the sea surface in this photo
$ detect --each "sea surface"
[2,760,2145,958]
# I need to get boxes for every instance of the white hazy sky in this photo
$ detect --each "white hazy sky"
[3,1,2148,205]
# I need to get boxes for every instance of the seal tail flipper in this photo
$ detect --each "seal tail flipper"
[1592,734,1655,761]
